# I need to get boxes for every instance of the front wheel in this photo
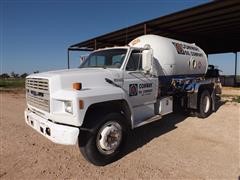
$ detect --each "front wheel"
[79,113,127,166]
[196,90,212,118]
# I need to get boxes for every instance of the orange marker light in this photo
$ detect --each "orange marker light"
[79,100,84,109]
[73,83,82,90]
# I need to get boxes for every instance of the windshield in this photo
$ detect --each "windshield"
[80,49,127,68]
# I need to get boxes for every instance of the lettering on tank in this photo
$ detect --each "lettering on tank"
[172,42,203,57]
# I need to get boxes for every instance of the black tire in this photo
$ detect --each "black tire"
[79,113,127,166]
[196,90,212,118]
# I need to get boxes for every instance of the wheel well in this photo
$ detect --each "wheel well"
[198,84,214,95]
[81,100,131,130]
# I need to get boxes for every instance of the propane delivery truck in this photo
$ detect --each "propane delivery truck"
[24,35,221,165]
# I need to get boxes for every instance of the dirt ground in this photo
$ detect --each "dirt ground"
[0,90,239,179]
[222,87,240,96]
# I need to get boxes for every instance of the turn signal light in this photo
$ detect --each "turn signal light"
[73,83,82,90]
[79,100,84,109]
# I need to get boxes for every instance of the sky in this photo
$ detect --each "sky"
[1,0,239,75]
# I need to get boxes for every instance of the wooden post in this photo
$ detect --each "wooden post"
[94,39,97,50]
[67,49,70,69]
[144,24,147,35]
[234,52,237,86]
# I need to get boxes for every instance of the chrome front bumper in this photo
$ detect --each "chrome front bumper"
[24,109,79,145]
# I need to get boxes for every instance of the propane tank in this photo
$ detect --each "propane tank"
[129,35,208,77]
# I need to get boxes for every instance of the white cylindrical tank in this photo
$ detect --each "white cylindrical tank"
[129,35,208,77]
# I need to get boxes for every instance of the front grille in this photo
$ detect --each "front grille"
[26,78,50,112]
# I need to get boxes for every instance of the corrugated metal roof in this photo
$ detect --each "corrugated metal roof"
[70,0,240,54]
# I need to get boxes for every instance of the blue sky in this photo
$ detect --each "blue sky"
[1,0,239,75]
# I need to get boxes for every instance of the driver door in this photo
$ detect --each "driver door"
[123,50,158,125]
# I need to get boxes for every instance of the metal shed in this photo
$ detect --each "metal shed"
[69,0,240,85]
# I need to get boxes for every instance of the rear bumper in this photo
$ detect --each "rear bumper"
[24,109,79,145]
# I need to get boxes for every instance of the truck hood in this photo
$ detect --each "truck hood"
[27,68,123,93]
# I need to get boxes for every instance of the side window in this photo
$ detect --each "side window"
[126,51,142,71]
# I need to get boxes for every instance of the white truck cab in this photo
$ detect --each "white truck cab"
[25,35,221,165]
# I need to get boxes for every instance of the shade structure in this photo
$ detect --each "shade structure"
[70,0,240,54]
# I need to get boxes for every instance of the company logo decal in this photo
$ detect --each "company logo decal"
[139,83,153,96]
[172,42,185,55]
[129,83,153,96]
[129,84,138,96]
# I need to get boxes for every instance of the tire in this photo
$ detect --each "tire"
[196,90,212,118]
[79,113,127,166]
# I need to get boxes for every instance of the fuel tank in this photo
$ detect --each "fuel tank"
[129,34,208,77]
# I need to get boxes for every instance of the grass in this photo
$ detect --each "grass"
[0,78,25,89]
[221,94,240,103]
[232,96,240,103]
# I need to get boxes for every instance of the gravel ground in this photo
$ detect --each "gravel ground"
[222,87,240,96]
[0,91,239,179]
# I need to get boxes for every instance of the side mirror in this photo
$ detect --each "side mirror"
[142,49,153,73]
[80,55,88,65]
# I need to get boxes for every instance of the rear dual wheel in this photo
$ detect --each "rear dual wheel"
[197,90,212,118]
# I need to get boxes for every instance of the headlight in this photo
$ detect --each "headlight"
[64,101,73,114]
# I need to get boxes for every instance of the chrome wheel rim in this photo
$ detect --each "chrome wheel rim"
[203,95,210,113]
[96,121,122,155]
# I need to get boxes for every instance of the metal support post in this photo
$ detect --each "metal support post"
[67,49,70,69]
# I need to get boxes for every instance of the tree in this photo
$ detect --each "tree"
[10,72,19,78]
[0,73,10,78]
[20,73,28,78]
